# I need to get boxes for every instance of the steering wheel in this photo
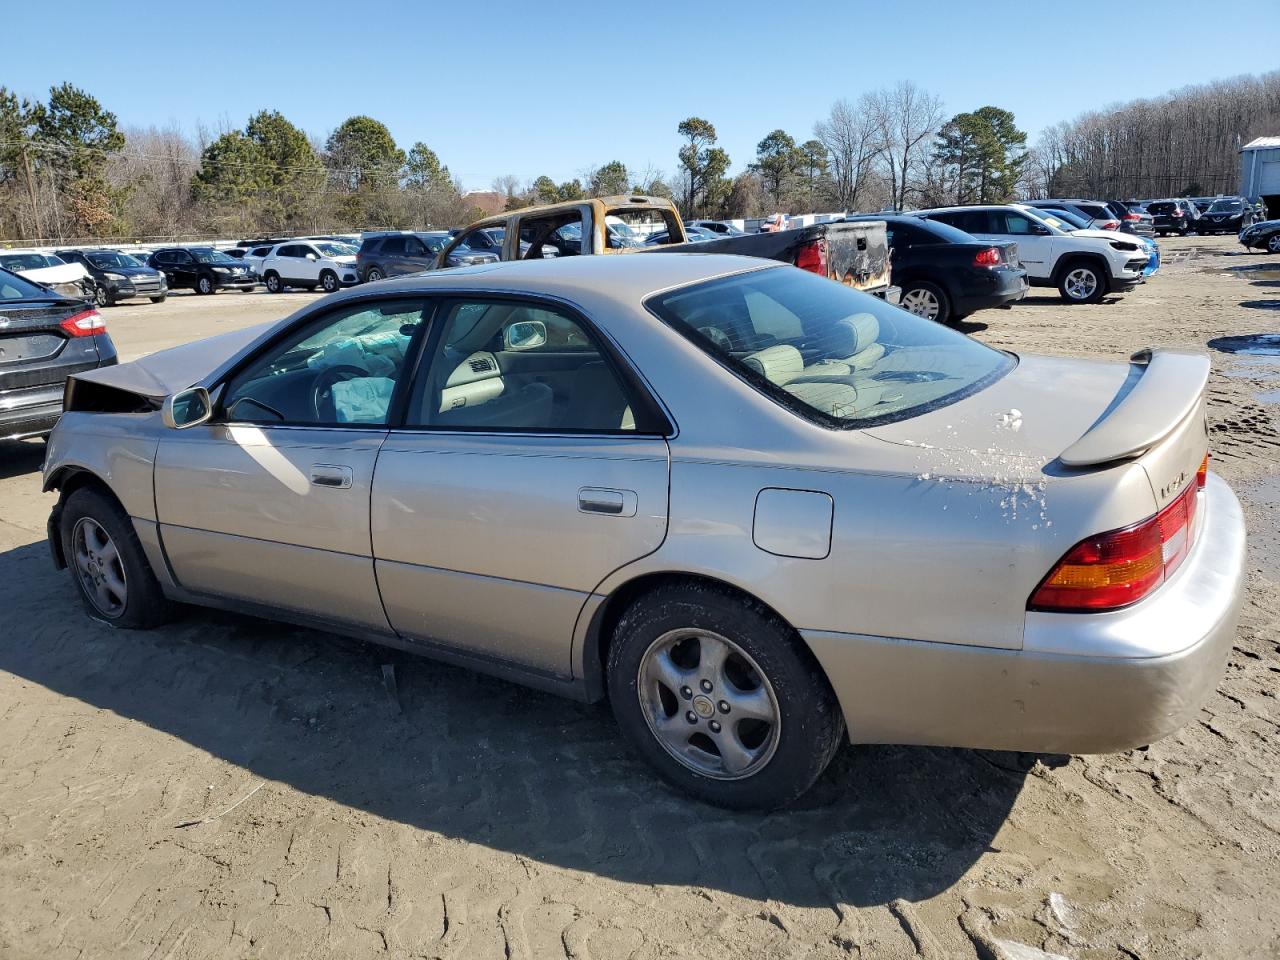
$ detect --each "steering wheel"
[311,364,369,421]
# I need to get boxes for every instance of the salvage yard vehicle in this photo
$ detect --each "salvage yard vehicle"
[915,204,1149,304]
[43,254,1245,809]
[0,266,117,440]
[1238,218,1280,253]
[439,195,898,301]
[842,214,1027,324]
[1146,199,1200,236]
[147,247,257,295]
[357,231,497,282]
[1196,197,1252,235]
[55,249,167,306]
[0,250,96,300]
[260,240,361,294]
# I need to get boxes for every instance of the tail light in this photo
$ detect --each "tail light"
[795,238,828,276]
[1029,468,1204,613]
[1196,453,1208,489]
[1172,210,1184,218]
[59,308,105,337]
[1101,220,1120,230]
[1123,213,1141,221]
[972,246,1002,267]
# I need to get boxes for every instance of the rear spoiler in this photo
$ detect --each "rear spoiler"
[1058,348,1209,467]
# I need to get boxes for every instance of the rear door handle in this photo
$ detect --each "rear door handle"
[310,464,353,489]
[578,487,637,517]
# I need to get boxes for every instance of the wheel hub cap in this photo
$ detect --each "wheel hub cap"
[637,628,781,780]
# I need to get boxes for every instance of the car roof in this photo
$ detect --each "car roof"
[331,252,778,303]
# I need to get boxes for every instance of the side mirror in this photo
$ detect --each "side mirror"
[1032,223,1051,235]
[162,386,212,430]
[305,253,318,261]
[504,320,547,351]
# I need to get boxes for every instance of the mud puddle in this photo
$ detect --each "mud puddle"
[1208,334,1280,356]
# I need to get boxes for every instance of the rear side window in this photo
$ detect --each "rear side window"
[381,237,407,256]
[647,266,1013,429]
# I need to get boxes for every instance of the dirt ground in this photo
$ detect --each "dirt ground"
[1,236,1277,960]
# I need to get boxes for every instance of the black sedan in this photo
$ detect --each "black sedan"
[843,214,1027,323]
[1239,219,1280,254]
[0,267,118,440]
[55,249,168,306]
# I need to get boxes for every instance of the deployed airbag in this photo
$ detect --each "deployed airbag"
[331,376,395,423]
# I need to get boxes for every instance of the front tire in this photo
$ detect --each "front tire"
[196,275,214,295]
[1057,261,1106,304]
[1268,235,1280,254]
[899,280,950,324]
[94,285,113,308]
[60,487,173,629]
[149,293,166,304]
[264,271,283,293]
[607,583,844,810]
[320,270,339,293]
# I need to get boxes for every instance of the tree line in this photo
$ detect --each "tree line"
[1,70,1276,244]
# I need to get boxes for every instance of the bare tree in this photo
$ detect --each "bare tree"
[868,81,944,210]
[813,95,881,211]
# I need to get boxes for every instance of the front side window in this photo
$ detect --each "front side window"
[647,266,1014,428]
[222,299,427,425]
[404,237,429,257]
[405,299,643,433]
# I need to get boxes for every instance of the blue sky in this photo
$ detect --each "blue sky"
[6,0,1279,192]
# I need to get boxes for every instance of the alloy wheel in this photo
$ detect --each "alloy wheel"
[637,628,781,780]
[1064,267,1098,301]
[901,287,941,321]
[1269,235,1280,253]
[73,517,127,619]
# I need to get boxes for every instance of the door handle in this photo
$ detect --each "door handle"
[578,487,637,517]
[310,464,353,489]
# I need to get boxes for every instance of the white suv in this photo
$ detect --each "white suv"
[259,240,360,294]
[915,204,1148,304]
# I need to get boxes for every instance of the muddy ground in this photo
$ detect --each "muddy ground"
[1,236,1277,959]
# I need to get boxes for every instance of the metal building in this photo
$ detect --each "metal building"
[1240,136,1280,220]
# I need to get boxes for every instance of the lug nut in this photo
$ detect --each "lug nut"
[680,686,692,700]
[700,679,713,693]
[709,720,722,733]
[718,700,730,714]
[685,711,697,724]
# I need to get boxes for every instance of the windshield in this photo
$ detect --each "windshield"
[0,267,51,300]
[193,249,237,264]
[422,235,451,253]
[0,253,61,271]
[1031,212,1071,233]
[647,266,1013,428]
[1041,207,1090,229]
[88,252,145,269]
[313,242,354,257]
[1208,200,1242,213]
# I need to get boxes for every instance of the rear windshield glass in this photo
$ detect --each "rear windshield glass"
[1147,202,1175,213]
[646,266,1014,428]
[0,267,49,300]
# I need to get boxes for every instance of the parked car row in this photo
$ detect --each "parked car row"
[1125,195,1261,236]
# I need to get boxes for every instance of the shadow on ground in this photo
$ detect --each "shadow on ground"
[0,538,1033,908]
[1239,299,1280,311]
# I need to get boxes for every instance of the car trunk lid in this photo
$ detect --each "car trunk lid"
[0,301,93,389]
[864,348,1210,510]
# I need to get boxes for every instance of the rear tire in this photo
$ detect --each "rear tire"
[1268,235,1280,254]
[1057,260,1106,304]
[265,271,283,293]
[365,266,385,282]
[899,280,950,323]
[60,487,174,630]
[607,582,844,810]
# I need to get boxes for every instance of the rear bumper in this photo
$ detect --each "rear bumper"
[803,474,1245,754]
[953,267,1028,314]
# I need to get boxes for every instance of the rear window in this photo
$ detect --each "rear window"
[0,253,62,271]
[0,267,49,300]
[646,266,1013,428]
[1147,202,1175,214]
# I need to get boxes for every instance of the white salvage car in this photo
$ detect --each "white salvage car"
[0,250,94,299]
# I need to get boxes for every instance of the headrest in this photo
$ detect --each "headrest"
[743,345,804,385]
[828,312,880,358]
